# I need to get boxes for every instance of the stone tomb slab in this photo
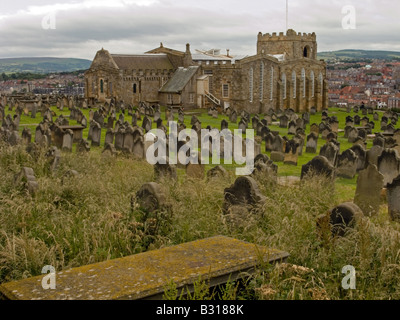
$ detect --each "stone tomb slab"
[0,236,289,300]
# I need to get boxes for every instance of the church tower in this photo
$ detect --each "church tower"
[257,29,318,60]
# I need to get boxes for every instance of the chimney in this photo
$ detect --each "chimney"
[226,49,230,57]
[183,43,193,68]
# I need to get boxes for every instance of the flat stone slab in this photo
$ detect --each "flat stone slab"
[0,236,289,300]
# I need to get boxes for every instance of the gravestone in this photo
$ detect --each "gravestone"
[354,164,384,217]
[221,119,228,131]
[337,149,358,179]
[366,145,384,167]
[284,139,300,166]
[348,127,359,143]
[306,132,318,154]
[377,149,400,187]
[14,167,38,196]
[142,116,152,132]
[287,121,297,135]
[327,203,363,237]
[310,123,319,136]
[77,139,90,153]
[21,128,32,145]
[91,122,102,147]
[387,176,400,221]
[154,160,178,181]
[301,156,335,180]
[135,182,166,216]
[279,115,289,128]
[102,143,117,157]
[207,165,228,179]
[62,129,74,152]
[223,176,267,216]
[350,144,367,172]
[115,130,125,150]
[133,136,145,159]
[105,129,114,145]
[265,132,274,152]
[319,142,340,167]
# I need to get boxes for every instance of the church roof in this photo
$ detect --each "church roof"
[110,54,174,71]
[159,66,199,93]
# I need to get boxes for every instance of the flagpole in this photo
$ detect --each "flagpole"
[286,0,288,31]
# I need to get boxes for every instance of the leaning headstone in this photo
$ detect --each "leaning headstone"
[354,164,384,217]
[387,176,400,221]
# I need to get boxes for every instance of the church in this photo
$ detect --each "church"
[84,29,329,113]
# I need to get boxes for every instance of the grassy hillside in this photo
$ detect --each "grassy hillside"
[0,57,91,74]
[0,105,400,300]
[318,49,400,61]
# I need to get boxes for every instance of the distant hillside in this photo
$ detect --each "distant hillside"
[0,57,92,74]
[317,49,400,61]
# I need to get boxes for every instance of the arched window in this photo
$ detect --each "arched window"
[270,67,274,100]
[292,71,296,98]
[303,46,311,58]
[301,68,306,98]
[282,73,287,99]
[259,62,264,101]
[100,79,104,93]
[319,72,323,93]
[133,83,137,94]
[310,71,315,97]
[249,68,253,102]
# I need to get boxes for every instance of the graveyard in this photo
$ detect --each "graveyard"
[1,96,400,300]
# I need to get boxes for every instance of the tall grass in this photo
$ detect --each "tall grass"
[1,138,400,300]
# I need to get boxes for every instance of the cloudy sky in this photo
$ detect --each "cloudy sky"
[0,0,399,60]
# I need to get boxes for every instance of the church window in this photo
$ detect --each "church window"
[292,71,296,98]
[259,62,264,101]
[301,68,306,98]
[282,73,287,99]
[249,68,254,102]
[100,79,104,94]
[270,67,274,101]
[311,71,315,97]
[223,84,229,98]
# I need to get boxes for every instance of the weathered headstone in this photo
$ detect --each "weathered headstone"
[377,149,400,187]
[301,156,335,180]
[337,149,358,179]
[387,176,400,221]
[354,164,384,217]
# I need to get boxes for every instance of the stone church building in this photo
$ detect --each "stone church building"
[85,29,328,113]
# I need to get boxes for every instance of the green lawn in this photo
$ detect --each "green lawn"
[4,104,393,202]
